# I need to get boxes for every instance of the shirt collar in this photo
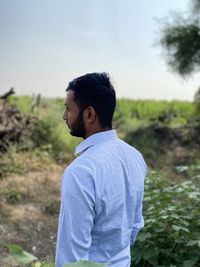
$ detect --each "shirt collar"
[75,130,117,156]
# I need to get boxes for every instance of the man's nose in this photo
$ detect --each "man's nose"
[63,111,67,121]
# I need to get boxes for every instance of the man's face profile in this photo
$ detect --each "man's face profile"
[63,90,85,138]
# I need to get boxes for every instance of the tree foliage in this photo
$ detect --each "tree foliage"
[160,0,200,76]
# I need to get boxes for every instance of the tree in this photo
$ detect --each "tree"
[160,0,200,77]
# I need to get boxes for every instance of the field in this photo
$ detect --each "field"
[0,96,200,266]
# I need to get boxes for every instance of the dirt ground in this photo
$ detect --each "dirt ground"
[0,157,65,267]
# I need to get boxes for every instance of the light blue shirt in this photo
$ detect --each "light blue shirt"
[55,130,147,267]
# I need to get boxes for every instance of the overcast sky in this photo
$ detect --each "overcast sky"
[0,0,199,100]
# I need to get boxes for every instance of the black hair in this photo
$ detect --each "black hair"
[66,72,116,128]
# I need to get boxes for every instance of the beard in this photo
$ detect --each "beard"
[68,112,86,138]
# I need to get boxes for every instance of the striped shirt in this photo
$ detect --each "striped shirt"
[56,130,147,267]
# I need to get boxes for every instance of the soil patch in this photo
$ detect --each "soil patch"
[0,162,65,267]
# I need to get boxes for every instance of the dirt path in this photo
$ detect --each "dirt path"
[0,161,65,267]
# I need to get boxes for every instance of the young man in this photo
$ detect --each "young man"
[55,72,148,267]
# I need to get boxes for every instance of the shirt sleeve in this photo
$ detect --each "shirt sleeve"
[55,166,95,266]
[130,190,144,246]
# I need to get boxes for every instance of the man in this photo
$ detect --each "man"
[55,72,148,267]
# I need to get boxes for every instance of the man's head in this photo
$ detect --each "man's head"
[63,72,116,139]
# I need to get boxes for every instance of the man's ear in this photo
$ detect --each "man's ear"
[84,106,96,123]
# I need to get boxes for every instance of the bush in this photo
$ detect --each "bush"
[131,169,200,267]
[28,115,79,161]
[0,145,24,178]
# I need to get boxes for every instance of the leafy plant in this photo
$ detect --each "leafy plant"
[7,244,109,267]
[63,261,108,266]
[0,144,24,178]
[7,244,38,265]
[131,170,200,267]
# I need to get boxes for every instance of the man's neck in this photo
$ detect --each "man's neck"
[84,127,111,140]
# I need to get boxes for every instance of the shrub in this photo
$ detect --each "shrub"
[5,188,25,204]
[0,145,24,178]
[131,169,200,267]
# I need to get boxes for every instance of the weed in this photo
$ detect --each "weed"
[5,188,25,204]
[0,145,24,178]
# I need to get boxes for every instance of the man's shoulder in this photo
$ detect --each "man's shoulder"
[117,138,143,155]
[66,153,95,175]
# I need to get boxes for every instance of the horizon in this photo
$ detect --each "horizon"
[4,90,195,103]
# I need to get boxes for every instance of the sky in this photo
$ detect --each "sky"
[0,0,199,100]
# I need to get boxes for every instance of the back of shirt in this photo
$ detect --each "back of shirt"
[56,132,147,267]
[85,138,147,266]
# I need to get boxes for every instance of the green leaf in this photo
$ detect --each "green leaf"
[32,262,42,267]
[32,261,55,267]
[138,232,152,242]
[183,257,199,267]
[172,225,190,233]
[186,240,200,247]
[142,247,159,265]
[40,262,55,267]
[63,260,109,267]
[7,243,38,264]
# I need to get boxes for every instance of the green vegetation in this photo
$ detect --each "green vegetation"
[8,95,197,149]
[1,95,196,177]
[159,0,200,77]
[131,167,200,267]
[115,99,195,124]
[0,145,24,177]
[7,244,108,267]
[5,188,26,204]
[7,244,38,265]
[6,165,200,267]
[1,95,200,266]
